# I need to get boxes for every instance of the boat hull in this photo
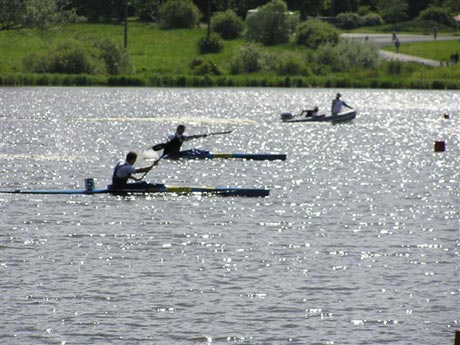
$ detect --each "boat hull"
[281,109,356,123]
[164,150,286,161]
[0,183,269,198]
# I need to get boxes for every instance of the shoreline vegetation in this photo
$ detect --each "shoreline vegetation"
[1,22,459,89]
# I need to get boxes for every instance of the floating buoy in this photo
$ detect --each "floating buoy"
[434,141,445,152]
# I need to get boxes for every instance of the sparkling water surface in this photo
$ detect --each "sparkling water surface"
[0,87,459,345]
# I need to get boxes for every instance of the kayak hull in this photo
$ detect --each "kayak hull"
[0,183,269,197]
[163,150,286,161]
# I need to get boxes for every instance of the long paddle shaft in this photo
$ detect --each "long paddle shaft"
[140,155,163,180]
[151,130,233,151]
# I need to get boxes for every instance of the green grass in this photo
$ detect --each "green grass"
[382,39,460,62]
[0,22,314,77]
[0,21,459,89]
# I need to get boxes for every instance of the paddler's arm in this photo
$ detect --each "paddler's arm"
[130,161,158,180]
[342,101,353,109]
[186,134,208,140]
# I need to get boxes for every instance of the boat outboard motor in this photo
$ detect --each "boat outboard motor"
[280,112,293,121]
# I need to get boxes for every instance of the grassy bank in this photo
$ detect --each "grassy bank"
[0,22,459,89]
[382,39,460,62]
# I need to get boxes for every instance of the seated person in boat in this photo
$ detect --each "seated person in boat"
[300,106,319,117]
[163,124,208,158]
[111,151,157,189]
[331,93,353,116]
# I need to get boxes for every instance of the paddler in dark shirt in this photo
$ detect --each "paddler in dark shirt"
[163,125,208,158]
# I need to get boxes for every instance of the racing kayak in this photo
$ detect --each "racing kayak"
[0,182,270,197]
[163,149,286,161]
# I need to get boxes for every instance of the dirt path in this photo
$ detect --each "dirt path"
[341,33,459,67]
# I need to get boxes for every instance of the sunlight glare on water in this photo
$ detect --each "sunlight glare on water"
[0,87,459,345]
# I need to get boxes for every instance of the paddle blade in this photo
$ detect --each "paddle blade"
[152,143,166,151]
[208,130,233,136]
[143,149,159,161]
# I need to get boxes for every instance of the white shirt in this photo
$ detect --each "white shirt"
[115,161,137,178]
[168,133,189,142]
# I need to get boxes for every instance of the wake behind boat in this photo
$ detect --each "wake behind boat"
[162,149,286,161]
[281,109,357,123]
[0,180,270,197]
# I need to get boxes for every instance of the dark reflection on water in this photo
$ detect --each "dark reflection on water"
[0,87,459,345]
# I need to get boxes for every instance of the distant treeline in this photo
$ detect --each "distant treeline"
[0,0,459,30]
[69,0,459,23]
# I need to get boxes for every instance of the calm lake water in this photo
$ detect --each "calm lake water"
[0,87,459,345]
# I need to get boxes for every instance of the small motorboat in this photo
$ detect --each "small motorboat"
[281,109,357,123]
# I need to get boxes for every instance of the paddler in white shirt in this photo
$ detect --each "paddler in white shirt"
[111,151,157,188]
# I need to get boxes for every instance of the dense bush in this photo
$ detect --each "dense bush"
[361,13,384,26]
[230,43,262,74]
[272,52,308,76]
[22,39,102,74]
[94,39,134,75]
[295,19,339,49]
[245,0,299,46]
[159,0,201,29]
[197,33,224,54]
[417,7,455,26]
[211,10,244,40]
[22,38,133,75]
[315,40,379,72]
[335,12,362,29]
[190,58,222,75]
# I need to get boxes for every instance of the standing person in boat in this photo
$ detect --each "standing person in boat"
[331,93,353,116]
[163,124,208,158]
[111,151,157,188]
[300,106,319,117]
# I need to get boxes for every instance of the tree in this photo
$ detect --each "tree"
[443,0,460,13]
[377,0,409,23]
[159,0,201,29]
[286,0,324,18]
[406,0,431,19]
[0,0,25,30]
[211,10,244,39]
[329,0,358,16]
[246,0,299,46]
[131,0,165,22]
[295,18,339,48]
[227,0,271,19]
[0,0,83,30]
[69,0,125,22]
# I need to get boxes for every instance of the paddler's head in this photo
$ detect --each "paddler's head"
[176,124,186,135]
[126,151,138,164]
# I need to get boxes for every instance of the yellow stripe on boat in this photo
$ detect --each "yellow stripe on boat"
[165,186,193,193]
[212,153,233,159]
